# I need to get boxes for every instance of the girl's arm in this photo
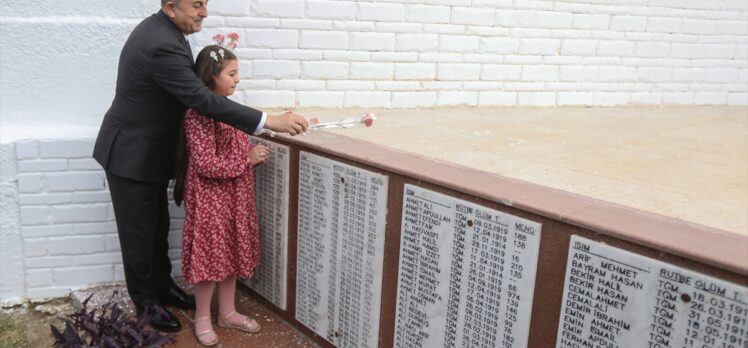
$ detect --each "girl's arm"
[185,110,249,179]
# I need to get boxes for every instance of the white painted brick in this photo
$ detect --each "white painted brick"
[426,0,471,5]
[467,26,510,37]
[105,235,121,252]
[462,81,501,90]
[722,0,748,10]
[519,39,561,55]
[638,68,673,82]
[630,92,663,105]
[647,17,682,33]
[438,63,481,81]
[54,265,113,286]
[280,19,332,31]
[350,32,395,51]
[277,80,326,90]
[505,82,546,91]
[300,31,349,50]
[496,10,535,27]
[557,92,594,105]
[422,81,464,90]
[635,42,670,58]
[464,53,503,64]
[254,0,305,18]
[717,21,748,36]
[610,16,646,32]
[345,92,391,108]
[522,65,558,81]
[518,92,556,106]
[72,191,111,204]
[597,40,635,56]
[376,81,421,91]
[306,1,356,20]
[20,206,49,225]
[377,22,423,33]
[440,35,480,53]
[19,193,71,205]
[391,92,438,108]
[593,92,630,106]
[451,7,495,26]
[333,20,375,32]
[26,287,69,300]
[245,29,298,48]
[223,17,277,28]
[39,140,93,159]
[551,28,592,39]
[114,265,126,281]
[670,43,703,59]
[536,11,573,29]
[46,172,104,192]
[561,39,597,55]
[244,91,296,108]
[395,63,437,80]
[253,60,300,79]
[298,91,345,107]
[702,44,737,59]
[572,14,609,30]
[406,5,451,24]
[512,28,554,38]
[22,224,73,238]
[17,174,43,193]
[682,19,716,35]
[419,52,463,63]
[357,3,405,22]
[663,92,695,105]
[371,52,418,62]
[694,92,728,105]
[68,159,101,171]
[71,253,123,266]
[672,68,705,83]
[396,34,439,52]
[48,205,109,224]
[482,65,522,81]
[238,79,274,91]
[26,269,53,288]
[210,0,251,15]
[481,37,520,54]
[727,93,748,105]
[73,222,116,235]
[15,140,38,159]
[47,236,106,255]
[273,49,324,61]
[423,23,465,35]
[559,66,599,82]
[350,62,394,80]
[478,92,517,106]
[24,256,71,270]
[327,81,375,91]
[436,91,478,106]
[472,0,513,8]
[598,66,637,82]
[24,238,47,257]
[302,61,349,79]
[705,68,740,83]
[324,50,370,61]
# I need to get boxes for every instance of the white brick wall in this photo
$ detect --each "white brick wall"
[5,139,186,303]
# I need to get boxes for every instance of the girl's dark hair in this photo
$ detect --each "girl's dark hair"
[173,45,238,205]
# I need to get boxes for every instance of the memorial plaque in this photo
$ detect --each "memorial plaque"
[394,185,542,348]
[557,235,748,348]
[295,152,389,347]
[242,137,290,310]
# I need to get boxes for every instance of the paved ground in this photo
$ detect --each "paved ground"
[304,106,748,235]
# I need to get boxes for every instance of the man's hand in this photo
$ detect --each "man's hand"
[264,110,309,136]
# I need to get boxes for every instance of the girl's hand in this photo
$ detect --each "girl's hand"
[249,144,270,166]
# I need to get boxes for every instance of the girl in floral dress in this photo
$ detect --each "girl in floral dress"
[173,44,268,346]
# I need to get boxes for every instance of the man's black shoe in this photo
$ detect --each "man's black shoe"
[159,284,196,310]
[137,304,181,332]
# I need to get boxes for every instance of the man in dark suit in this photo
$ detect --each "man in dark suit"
[93,0,308,332]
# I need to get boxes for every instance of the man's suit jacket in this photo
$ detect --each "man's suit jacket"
[93,10,262,182]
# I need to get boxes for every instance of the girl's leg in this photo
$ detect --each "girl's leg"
[217,276,261,332]
[193,281,217,341]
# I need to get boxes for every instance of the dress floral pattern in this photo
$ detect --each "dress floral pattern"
[181,108,260,284]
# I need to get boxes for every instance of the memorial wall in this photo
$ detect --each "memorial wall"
[242,134,748,348]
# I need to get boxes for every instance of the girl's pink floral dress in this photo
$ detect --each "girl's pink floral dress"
[181,108,260,284]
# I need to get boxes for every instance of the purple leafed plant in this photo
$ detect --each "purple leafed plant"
[50,291,176,348]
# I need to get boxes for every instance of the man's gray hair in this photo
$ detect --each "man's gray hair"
[161,0,177,6]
